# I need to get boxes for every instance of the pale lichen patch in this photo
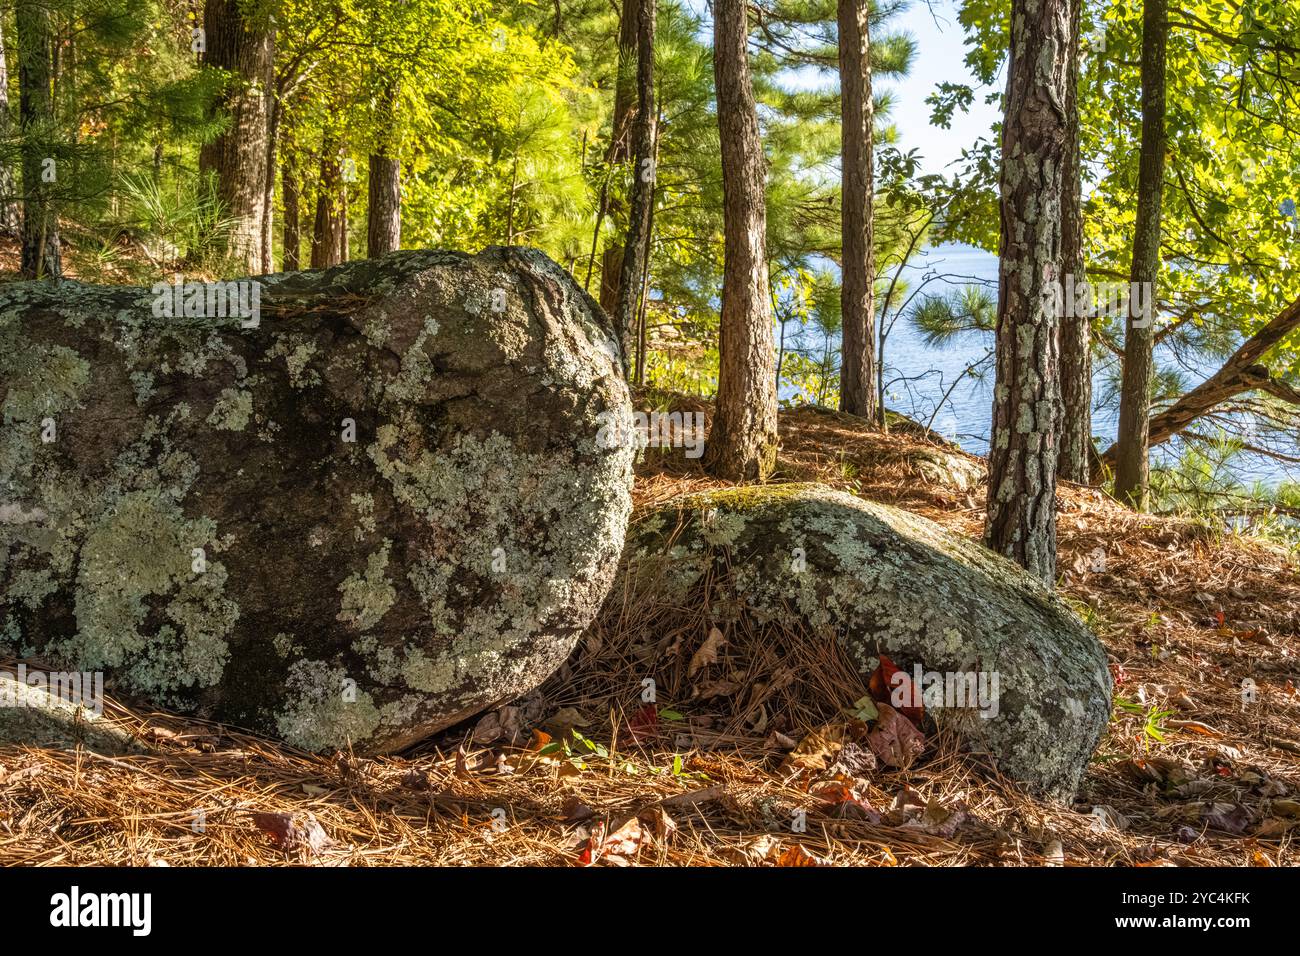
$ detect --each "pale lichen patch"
[276,659,381,752]
[206,387,253,431]
[337,540,396,631]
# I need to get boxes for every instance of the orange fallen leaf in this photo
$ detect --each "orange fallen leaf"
[773,845,823,867]
[868,654,924,726]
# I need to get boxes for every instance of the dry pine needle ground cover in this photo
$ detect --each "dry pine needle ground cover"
[2,401,1298,867]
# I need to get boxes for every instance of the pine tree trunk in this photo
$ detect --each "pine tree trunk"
[1058,0,1091,484]
[15,0,60,278]
[311,139,345,268]
[614,0,656,362]
[705,0,778,481]
[597,0,641,315]
[199,0,274,275]
[367,154,401,257]
[837,0,877,423]
[0,20,23,237]
[984,0,1071,585]
[1114,0,1167,510]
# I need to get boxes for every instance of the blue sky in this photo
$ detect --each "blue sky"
[880,0,1002,176]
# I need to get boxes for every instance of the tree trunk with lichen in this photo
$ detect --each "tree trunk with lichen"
[0,249,635,753]
[706,0,778,481]
[984,0,1071,585]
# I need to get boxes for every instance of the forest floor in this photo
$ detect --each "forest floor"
[2,399,1299,866]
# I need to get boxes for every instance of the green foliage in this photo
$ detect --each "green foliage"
[116,172,237,271]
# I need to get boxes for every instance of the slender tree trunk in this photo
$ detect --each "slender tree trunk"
[598,0,641,315]
[340,173,350,262]
[282,155,301,270]
[311,137,345,268]
[705,0,778,481]
[776,318,787,386]
[877,322,887,427]
[260,90,279,274]
[15,0,60,278]
[634,120,661,386]
[0,20,22,237]
[505,154,519,244]
[1057,0,1091,484]
[614,0,656,363]
[983,0,1072,585]
[199,0,274,275]
[1113,0,1168,509]
[837,0,878,423]
[367,84,402,257]
[635,204,653,384]
[367,154,401,256]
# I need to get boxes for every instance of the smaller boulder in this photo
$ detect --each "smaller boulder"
[621,483,1112,800]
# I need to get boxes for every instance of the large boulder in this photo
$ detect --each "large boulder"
[0,247,635,752]
[621,484,1111,799]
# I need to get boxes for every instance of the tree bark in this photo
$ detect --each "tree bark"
[1113,0,1168,509]
[598,0,641,315]
[614,0,656,363]
[282,154,301,271]
[367,154,401,257]
[311,137,346,268]
[837,0,878,423]
[1057,0,1091,484]
[0,19,23,237]
[199,0,274,275]
[983,0,1071,585]
[705,0,778,481]
[15,0,60,278]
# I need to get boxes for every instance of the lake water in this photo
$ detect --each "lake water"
[779,242,1294,487]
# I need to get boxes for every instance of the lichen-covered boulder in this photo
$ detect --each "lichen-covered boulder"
[0,247,635,752]
[621,484,1111,799]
